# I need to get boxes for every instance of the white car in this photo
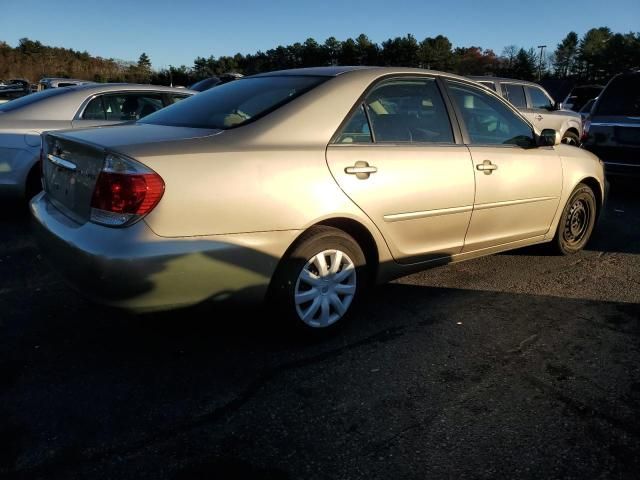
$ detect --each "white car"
[0,83,195,200]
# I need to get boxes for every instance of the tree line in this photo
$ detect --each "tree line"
[2,28,638,87]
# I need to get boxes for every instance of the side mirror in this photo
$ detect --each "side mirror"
[538,129,561,146]
[554,101,563,111]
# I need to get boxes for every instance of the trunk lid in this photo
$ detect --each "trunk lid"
[42,124,218,223]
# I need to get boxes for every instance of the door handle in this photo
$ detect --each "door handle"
[535,114,543,121]
[476,160,498,175]
[345,161,377,179]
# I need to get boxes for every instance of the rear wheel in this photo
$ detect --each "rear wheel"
[552,183,597,255]
[270,226,367,333]
[561,131,580,146]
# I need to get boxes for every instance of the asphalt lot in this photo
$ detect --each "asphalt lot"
[1,179,639,479]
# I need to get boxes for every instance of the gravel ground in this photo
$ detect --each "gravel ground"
[1,179,639,479]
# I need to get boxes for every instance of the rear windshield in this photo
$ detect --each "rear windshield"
[595,75,640,116]
[0,87,71,112]
[141,75,327,129]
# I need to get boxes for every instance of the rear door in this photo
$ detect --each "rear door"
[444,80,562,251]
[326,76,475,264]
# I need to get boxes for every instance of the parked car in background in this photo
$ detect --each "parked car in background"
[582,72,640,177]
[189,72,243,92]
[562,85,603,112]
[578,98,596,122]
[37,77,94,91]
[0,79,31,104]
[31,67,604,332]
[471,76,583,146]
[0,83,195,200]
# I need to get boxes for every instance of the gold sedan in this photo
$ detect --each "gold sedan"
[31,67,606,331]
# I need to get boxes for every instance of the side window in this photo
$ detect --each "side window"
[82,97,106,120]
[335,104,372,144]
[447,81,534,148]
[480,81,496,92]
[100,93,165,121]
[501,83,527,109]
[364,77,454,144]
[527,86,554,110]
[169,94,191,104]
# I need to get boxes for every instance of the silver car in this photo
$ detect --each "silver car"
[31,67,605,331]
[470,76,583,146]
[0,84,195,199]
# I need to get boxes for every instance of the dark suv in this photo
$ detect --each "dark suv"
[583,72,640,177]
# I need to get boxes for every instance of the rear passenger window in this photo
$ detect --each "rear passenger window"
[502,83,527,108]
[82,97,106,120]
[83,93,165,121]
[170,94,191,104]
[335,105,372,144]
[363,77,454,144]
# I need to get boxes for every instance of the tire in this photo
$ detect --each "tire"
[269,226,367,333]
[552,183,597,255]
[561,131,580,146]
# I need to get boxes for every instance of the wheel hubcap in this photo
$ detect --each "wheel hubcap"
[294,249,357,328]
[562,136,578,146]
[563,199,591,245]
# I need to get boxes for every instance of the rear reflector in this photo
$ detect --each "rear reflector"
[90,153,164,227]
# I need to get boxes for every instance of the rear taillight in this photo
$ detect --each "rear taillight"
[90,153,164,227]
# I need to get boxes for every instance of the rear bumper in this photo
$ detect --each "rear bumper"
[30,193,296,312]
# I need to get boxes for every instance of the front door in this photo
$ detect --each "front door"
[445,80,563,251]
[326,76,475,264]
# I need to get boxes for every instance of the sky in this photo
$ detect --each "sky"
[1,0,639,69]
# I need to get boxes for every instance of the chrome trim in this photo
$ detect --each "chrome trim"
[384,205,473,222]
[47,154,77,171]
[474,196,557,211]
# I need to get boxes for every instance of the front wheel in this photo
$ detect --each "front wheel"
[270,226,367,333]
[552,183,597,255]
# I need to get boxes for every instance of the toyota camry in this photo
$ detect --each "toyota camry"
[31,66,606,331]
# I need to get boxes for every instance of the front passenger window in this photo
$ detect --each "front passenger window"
[527,87,554,110]
[447,81,534,148]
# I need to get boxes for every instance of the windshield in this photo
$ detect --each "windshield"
[595,75,640,116]
[0,87,71,112]
[141,75,328,129]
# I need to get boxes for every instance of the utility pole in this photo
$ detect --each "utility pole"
[537,45,546,81]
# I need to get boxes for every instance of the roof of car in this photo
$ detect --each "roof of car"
[252,66,376,77]
[251,66,477,84]
[469,76,542,87]
[64,83,197,94]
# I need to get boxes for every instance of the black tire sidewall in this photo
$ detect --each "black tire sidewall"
[270,227,367,334]
[555,184,597,255]
[562,131,580,146]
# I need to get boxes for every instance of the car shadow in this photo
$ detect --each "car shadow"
[2,281,639,479]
